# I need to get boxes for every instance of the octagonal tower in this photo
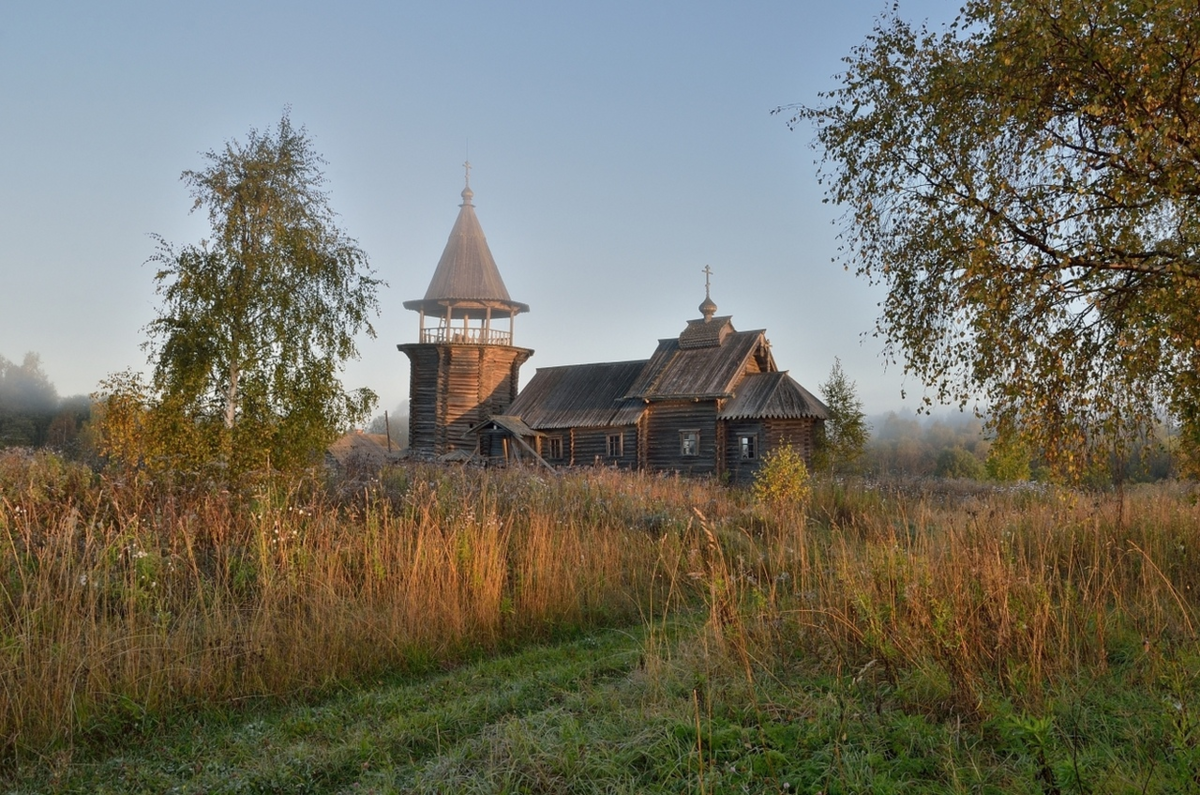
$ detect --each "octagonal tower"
[397,166,533,454]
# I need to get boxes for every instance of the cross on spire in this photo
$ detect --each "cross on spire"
[699,265,717,321]
[460,160,475,206]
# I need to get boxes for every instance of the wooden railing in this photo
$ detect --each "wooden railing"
[420,326,512,345]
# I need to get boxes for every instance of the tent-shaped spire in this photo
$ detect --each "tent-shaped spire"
[403,165,529,320]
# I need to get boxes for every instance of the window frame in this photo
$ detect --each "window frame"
[739,434,758,460]
[606,431,624,458]
[680,429,700,457]
[546,435,564,460]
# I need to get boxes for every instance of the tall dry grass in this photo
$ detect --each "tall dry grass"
[690,479,1200,714]
[0,452,719,758]
[5,448,1198,765]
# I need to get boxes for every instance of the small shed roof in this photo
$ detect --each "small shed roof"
[624,328,774,401]
[473,414,543,438]
[719,371,829,420]
[508,360,647,429]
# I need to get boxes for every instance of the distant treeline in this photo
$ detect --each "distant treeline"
[863,411,1175,484]
[0,351,414,462]
[0,352,1175,484]
[0,353,91,454]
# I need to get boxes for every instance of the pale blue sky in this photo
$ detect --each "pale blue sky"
[1,0,957,417]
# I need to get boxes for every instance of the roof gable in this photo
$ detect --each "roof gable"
[473,414,542,437]
[719,371,829,421]
[624,329,775,401]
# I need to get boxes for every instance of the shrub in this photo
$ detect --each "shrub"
[934,446,985,480]
[985,435,1031,482]
[751,444,811,509]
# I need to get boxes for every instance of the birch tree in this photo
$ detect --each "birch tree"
[789,0,1200,479]
[144,111,381,475]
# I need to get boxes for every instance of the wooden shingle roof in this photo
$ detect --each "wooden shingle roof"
[719,371,829,420]
[508,360,647,429]
[403,185,529,319]
[678,316,733,349]
[624,328,774,401]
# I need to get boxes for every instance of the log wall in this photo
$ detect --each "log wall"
[644,400,719,476]
[761,418,819,466]
[723,420,764,485]
[721,418,821,485]
[566,425,638,468]
[398,342,533,455]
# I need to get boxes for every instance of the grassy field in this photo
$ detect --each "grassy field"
[2,451,1199,792]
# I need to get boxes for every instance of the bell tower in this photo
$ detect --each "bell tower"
[398,165,533,454]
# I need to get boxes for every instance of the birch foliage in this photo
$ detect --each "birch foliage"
[791,0,1200,478]
[141,112,381,476]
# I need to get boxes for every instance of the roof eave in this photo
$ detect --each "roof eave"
[645,392,734,401]
[719,410,825,421]
[403,298,530,316]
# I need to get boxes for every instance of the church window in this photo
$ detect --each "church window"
[680,430,699,457]
[607,432,624,458]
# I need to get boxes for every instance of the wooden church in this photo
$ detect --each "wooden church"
[399,170,828,483]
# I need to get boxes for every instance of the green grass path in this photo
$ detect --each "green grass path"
[8,619,1198,794]
[7,624,694,794]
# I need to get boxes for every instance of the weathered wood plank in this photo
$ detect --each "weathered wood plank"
[644,400,719,475]
[399,342,533,455]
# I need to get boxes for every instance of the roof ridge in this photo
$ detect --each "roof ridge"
[760,369,784,404]
[534,358,649,373]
